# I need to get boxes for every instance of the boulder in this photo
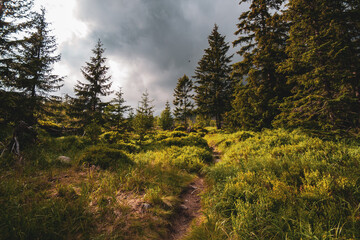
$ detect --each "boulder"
[57,156,71,164]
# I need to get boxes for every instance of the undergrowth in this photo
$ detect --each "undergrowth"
[186,129,360,240]
[0,130,212,239]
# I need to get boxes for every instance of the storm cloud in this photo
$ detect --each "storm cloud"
[58,0,246,113]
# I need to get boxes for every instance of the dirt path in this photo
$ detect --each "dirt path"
[167,146,222,240]
[167,176,205,240]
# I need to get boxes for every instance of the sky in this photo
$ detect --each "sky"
[33,0,247,114]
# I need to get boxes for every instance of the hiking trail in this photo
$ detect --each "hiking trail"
[167,145,221,240]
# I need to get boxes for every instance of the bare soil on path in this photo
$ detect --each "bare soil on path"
[167,176,205,240]
[166,146,222,240]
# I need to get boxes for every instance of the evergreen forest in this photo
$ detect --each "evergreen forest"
[0,0,359,239]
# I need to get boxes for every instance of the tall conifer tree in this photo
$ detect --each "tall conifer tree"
[0,0,34,87]
[173,74,194,128]
[227,0,288,131]
[193,24,233,129]
[104,87,131,133]
[0,0,34,125]
[274,0,360,131]
[17,8,63,124]
[73,39,112,126]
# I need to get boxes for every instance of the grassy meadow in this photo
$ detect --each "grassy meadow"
[186,129,360,240]
[1,128,359,239]
[0,130,211,240]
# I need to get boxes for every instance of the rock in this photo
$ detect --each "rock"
[141,203,152,212]
[189,185,197,190]
[143,203,152,209]
[180,204,188,210]
[57,156,71,164]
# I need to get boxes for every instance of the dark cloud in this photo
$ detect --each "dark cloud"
[62,0,246,114]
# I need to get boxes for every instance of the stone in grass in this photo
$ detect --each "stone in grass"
[141,203,152,213]
[180,204,188,210]
[57,156,71,164]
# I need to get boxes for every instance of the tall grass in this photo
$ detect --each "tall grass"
[187,129,360,239]
[0,130,212,239]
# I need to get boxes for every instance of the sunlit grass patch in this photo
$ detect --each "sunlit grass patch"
[0,129,213,239]
[78,145,133,170]
[193,129,360,239]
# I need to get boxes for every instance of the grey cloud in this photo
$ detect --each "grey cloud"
[62,0,245,114]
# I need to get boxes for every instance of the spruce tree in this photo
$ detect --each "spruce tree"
[16,8,63,124]
[133,90,154,140]
[159,101,174,130]
[73,39,112,126]
[104,87,131,133]
[127,108,135,131]
[274,0,360,131]
[173,74,194,128]
[0,0,34,87]
[0,0,34,125]
[227,0,288,131]
[193,24,233,129]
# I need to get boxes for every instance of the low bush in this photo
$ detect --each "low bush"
[52,135,92,152]
[193,127,208,137]
[158,136,209,149]
[173,125,187,132]
[99,131,119,143]
[78,145,133,170]
[168,131,188,138]
[134,145,212,173]
[167,146,212,172]
[108,142,139,153]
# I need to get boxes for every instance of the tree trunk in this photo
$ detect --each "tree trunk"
[0,1,4,19]
[216,114,222,129]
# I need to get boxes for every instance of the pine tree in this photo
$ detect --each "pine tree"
[0,0,34,125]
[0,0,34,87]
[127,108,135,131]
[16,8,63,124]
[133,90,154,140]
[159,101,174,130]
[104,87,131,133]
[193,24,233,129]
[227,0,289,131]
[274,0,360,131]
[173,74,194,128]
[73,39,112,126]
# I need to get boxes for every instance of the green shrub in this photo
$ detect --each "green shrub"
[193,127,208,137]
[168,146,212,172]
[84,122,102,143]
[168,131,188,138]
[158,136,209,149]
[108,142,139,153]
[53,135,91,152]
[155,132,168,141]
[78,145,133,170]
[100,131,119,143]
[133,145,212,173]
[174,125,187,132]
[154,131,188,141]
